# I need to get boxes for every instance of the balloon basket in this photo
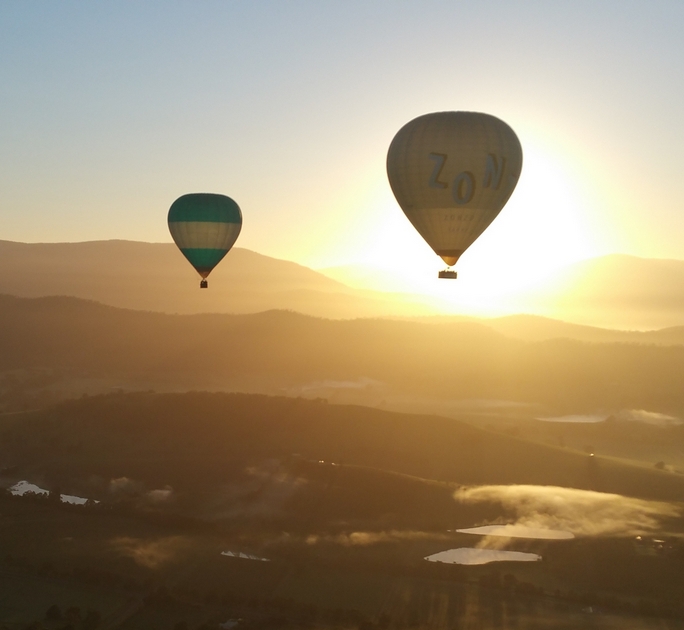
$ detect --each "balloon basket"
[438,270,458,279]
[200,279,208,289]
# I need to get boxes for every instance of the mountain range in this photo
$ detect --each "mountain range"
[0,240,439,319]
[512,254,684,329]
[3,240,684,328]
[3,294,684,420]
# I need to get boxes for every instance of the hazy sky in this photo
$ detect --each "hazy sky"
[2,1,684,292]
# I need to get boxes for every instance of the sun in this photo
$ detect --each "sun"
[454,139,602,293]
[322,138,607,317]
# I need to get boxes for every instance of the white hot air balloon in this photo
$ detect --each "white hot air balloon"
[387,111,522,278]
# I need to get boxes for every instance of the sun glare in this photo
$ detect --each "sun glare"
[319,139,609,317]
[457,140,603,289]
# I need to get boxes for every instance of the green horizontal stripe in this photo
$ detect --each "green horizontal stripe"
[169,193,242,224]
[180,247,229,272]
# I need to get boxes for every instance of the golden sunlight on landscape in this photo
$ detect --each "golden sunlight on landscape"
[2,2,684,629]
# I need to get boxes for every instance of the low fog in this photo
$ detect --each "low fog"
[454,484,682,539]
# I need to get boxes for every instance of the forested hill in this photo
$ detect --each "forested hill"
[2,294,684,416]
[3,391,684,504]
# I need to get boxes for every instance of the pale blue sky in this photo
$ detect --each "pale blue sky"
[2,1,683,283]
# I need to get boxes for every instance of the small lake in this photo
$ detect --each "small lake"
[456,525,574,540]
[536,414,606,423]
[221,551,270,562]
[426,548,542,566]
[9,480,94,505]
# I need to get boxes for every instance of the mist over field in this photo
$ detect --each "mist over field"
[454,485,681,538]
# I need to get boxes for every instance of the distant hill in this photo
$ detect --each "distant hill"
[514,254,684,330]
[412,314,684,345]
[521,414,684,471]
[5,241,684,329]
[3,295,684,418]
[0,240,440,318]
[320,254,684,330]
[318,263,414,293]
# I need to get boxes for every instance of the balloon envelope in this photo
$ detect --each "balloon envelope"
[387,111,522,267]
[168,193,242,278]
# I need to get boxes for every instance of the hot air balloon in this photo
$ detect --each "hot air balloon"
[387,112,522,279]
[168,193,242,288]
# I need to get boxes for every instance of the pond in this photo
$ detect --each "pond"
[425,548,542,565]
[9,480,94,505]
[221,550,270,561]
[536,414,606,423]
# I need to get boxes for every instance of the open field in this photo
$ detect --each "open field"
[1,494,683,629]
[0,392,683,627]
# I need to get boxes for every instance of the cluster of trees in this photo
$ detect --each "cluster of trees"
[0,369,61,412]
[45,605,101,629]
[146,586,369,627]
[476,568,684,620]
[13,605,101,630]
[3,553,145,594]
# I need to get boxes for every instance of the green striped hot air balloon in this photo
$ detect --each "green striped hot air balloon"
[168,193,242,288]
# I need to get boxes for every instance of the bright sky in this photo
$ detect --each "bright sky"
[2,1,684,302]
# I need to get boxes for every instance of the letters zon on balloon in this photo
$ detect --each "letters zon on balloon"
[428,152,506,204]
